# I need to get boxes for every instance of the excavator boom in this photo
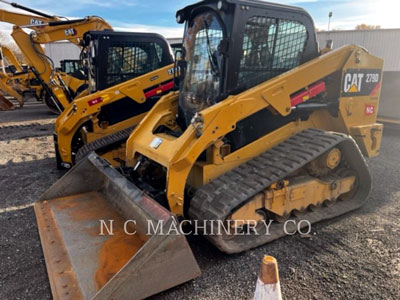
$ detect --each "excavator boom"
[0,7,56,28]
[0,3,61,109]
[0,6,61,110]
[0,1,113,113]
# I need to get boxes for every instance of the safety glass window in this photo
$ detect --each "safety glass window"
[238,16,307,89]
[179,12,224,125]
[106,41,164,88]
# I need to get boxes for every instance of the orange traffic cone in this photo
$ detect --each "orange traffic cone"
[253,256,282,300]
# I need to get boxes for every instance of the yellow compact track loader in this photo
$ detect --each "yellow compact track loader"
[35,0,384,298]
[54,31,178,169]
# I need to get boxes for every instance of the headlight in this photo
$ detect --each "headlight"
[176,13,184,24]
[217,0,226,11]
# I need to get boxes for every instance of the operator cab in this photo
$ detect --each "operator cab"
[82,31,174,93]
[176,0,319,129]
[75,31,176,135]
[61,60,80,74]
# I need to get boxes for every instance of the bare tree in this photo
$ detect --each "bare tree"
[0,31,25,64]
[355,24,381,30]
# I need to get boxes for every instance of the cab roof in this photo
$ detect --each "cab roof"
[177,0,312,21]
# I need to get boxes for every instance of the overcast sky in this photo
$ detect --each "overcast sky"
[0,0,399,39]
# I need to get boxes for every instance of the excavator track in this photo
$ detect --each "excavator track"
[75,126,135,162]
[189,128,372,254]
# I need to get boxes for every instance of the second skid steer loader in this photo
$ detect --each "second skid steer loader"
[35,0,384,298]
[54,31,178,169]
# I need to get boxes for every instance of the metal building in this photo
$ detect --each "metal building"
[44,41,81,68]
[166,37,182,45]
[317,29,400,121]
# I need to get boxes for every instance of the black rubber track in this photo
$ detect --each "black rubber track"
[189,128,372,254]
[75,126,135,163]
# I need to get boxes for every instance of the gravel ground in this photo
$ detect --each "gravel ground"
[0,99,399,300]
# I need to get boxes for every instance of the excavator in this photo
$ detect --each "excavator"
[10,18,113,113]
[0,45,43,109]
[0,3,51,110]
[0,0,113,113]
[35,0,384,299]
[0,45,25,109]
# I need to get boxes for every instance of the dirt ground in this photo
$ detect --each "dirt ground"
[0,98,399,300]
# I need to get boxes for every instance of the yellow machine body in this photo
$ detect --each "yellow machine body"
[126,44,383,216]
[35,1,385,299]
[55,63,176,166]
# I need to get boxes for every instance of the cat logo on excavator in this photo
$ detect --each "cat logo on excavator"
[64,28,77,36]
[30,18,43,25]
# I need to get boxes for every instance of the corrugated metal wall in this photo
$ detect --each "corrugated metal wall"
[317,29,400,72]
[44,42,81,68]
[166,38,182,45]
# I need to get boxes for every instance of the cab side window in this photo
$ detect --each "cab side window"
[238,16,308,89]
[106,41,164,88]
